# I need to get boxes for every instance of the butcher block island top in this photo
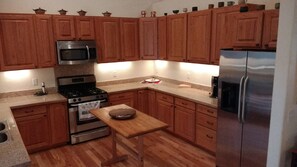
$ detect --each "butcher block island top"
[91,104,168,138]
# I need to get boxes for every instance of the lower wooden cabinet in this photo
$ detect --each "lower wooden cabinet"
[174,106,195,142]
[196,125,216,153]
[136,89,149,114]
[148,90,157,118]
[156,92,174,132]
[12,102,68,153]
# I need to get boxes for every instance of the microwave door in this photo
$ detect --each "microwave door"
[216,50,248,167]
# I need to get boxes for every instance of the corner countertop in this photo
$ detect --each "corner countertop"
[98,81,218,108]
[0,93,67,167]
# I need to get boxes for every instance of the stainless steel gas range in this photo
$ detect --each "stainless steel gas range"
[57,75,109,144]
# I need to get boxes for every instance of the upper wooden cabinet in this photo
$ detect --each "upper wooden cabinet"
[262,9,279,49]
[120,18,139,61]
[139,18,157,60]
[75,16,95,40]
[157,16,167,60]
[95,17,121,62]
[187,10,212,64]
[35,15,56,68]
[233,11,264,48]
[167,13,187,62]
[0,14,37,71]
[53,16,95,40]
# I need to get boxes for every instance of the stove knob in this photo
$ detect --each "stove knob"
[78,98,81,102]
[73,99,77,102]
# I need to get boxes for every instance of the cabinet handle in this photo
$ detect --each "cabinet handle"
[43,114,47,117]
[181,102,187,106]
[162,96,167,100]
[139,91,142,94]
[206,134,213,139]
[256,43,260,47]
[264,44,269,47]
[206,121,214,125]
[25,110,34,113]
[206,109,214,114]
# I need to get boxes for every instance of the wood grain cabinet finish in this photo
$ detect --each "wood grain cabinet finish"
[148,90,157,118]
[139,18,157,60]
[262,9,279,49]
[75,16,95,40]
[167,13,187,62]
[174,104,195,142]
[109,91,137,108]
[187,10,212,64]
[120,18,139,61]
[233,11,264,48]
[157,16,167,60]
[49,102,69,145]
[136,89,149,114]
[196,124,216,153]
[53,16,76,40]
[95,17,121,63]
[156,92,174,132]
[13,105,50,153]
[0,14,37,71]
[35,15,56,68]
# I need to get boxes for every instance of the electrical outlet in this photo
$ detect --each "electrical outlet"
[32,78,38,86]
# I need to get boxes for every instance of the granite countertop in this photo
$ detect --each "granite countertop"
[98,81,218,108]
[0,93,67,167]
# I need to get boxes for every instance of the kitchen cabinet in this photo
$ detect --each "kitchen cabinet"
[53,16,95,40]
[157,16,167,60]
[136,89,149,114]
[139,18,158,60]
[233,11,264,48]
[195,104,217,153]
[120,18,139,61]
[49,102,69,145]
[167,13,187,62]
[35,15,56,68]
[109,91,137,108]
[156,92,174,132]
[0,14,37,71]
[262,9,279,49]
[12,102,69,153]
[148,90,157,118]
[174,98,195,142]
[13,105,50,153]
[187,10,212,64]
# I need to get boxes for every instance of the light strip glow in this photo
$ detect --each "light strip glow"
[96,62,132,73]
[3,70,31,81]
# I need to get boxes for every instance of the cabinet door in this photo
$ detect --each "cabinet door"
[139,18,157,60]
[15,114,50,153]
[233,11,264,48]
[157,100,174,132]
[53,16,76,40]
[49,103,69,145]
[211,6,240,65]
[75,16,95,40]
[109,91,137,108]
[136,90,149,114]
[95,17,121,63]
[196,125,216,153]
[35,15,56,68]
[0,15,37,71]
[262,10,279,49]
[167,13,187,61]
[187,10,212,64]
[148,90,157,118]
[157,16,167,60]
[120,18,139,61]
[175,106,195,142]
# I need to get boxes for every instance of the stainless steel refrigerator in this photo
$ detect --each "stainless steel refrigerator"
[216,50,275,167]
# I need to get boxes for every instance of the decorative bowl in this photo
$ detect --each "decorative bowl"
[33,7,46,14]
[102,11,112,17]
[58,9,67,15]
[77,10,87,16]
[172,10,179,14]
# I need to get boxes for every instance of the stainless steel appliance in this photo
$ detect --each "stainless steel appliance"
[56,41,97,65]
[58,75,109,144]
[209,76,219,98]
[217,50,275,167]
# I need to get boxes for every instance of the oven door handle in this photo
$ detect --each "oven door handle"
[86,45,90,60]
[69,99,107,107]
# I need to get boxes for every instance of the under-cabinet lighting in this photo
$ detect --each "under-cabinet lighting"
[96,62,132,73]
[3,70,30,81]
[154,60,168,69]
[180,62,219,76]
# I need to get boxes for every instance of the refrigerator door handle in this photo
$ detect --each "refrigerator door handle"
[238,76,245,123]
[241,76,249,123]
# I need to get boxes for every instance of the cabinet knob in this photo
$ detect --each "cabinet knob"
[256,43,260,47]
[206,134,213,139]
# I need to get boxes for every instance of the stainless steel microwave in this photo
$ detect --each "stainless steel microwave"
[56,41,97,65]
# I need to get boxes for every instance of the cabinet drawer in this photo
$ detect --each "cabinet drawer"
[109,91,135,101]
[197,104,217,117]
[156,92,173,104]
[12,105,47,118]
[196,112,217,130]
[175,98,195,110]
[196,125,216,153]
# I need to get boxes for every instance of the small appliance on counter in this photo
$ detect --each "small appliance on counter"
[209,76,218,98]
[34,82,48,96]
